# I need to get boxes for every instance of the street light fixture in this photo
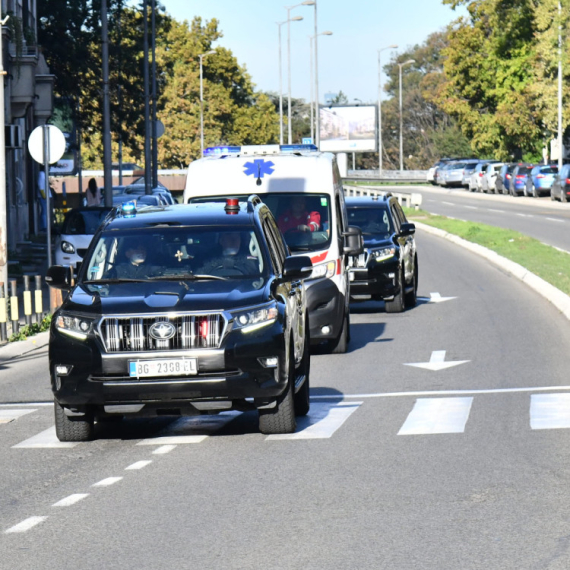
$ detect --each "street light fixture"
[286,1,314,144]
[309,30,332,142]
[199,50,216,156]
[378,44,398,177]
[278,16,303,145]
[398,58,415,172]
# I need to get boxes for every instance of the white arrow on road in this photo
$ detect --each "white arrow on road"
[418,293,457,304]
[404,350,470,371]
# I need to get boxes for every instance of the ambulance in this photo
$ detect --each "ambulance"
[183,144,363,353]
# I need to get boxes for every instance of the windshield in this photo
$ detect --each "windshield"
[62,209,112,235]
[347,207,392,239]
[189,193,332,253]
[83,227,268,282]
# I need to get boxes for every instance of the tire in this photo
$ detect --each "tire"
[385,266,405,313]
[523,184,528,197]
[551,190,556,201]
[562,192,569,203]
[259,342,296,434]
[293,323,310,417]
[330,312,348,354]
[532,184,538,198]
[54,400,94,442]
[405,258,418,309]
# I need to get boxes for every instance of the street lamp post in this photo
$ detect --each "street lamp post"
[199,50,216,156]
[278,17,302,145]
[309,31,332,142]
[353,98,362,170]
[398,59,415,172]
[558,1,563,170]
[378,44,398,177]
[286,1,314,145]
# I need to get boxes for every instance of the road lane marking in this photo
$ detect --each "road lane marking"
[92,477,122,487]
[517,213,534,218]
[464,206,478,210]
[442,201,455,206]
[152,445,177,454]
[12,426,79,449]
[125,460,153,470]
[0,409,36,424]
[488,209,505,213]
[52,494,89,507]
[398,397,473,435]
[546,217,565,223]
[404,350,470,371]
[311,385,570,400]
[266,401,361,440]
[530,394,570,429]
[0,402,52,407]
[5,516,48,534]
[137,411,240,446]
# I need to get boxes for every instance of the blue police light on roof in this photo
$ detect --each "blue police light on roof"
[203,146,241,157]
[280,144,318,152]
[121,200,137,216]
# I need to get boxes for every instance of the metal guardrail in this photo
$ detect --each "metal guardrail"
[343,184,423,209]
[346,169,428,183]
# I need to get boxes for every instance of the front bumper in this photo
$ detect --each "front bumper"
[304,277,345,342]
[349,258,400,299]
[49,320,287,413]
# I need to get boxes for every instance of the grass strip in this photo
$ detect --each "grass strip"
[402,207,570,296]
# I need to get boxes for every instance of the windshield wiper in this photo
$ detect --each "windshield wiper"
[145,274,228,281]
[83,278,150,284]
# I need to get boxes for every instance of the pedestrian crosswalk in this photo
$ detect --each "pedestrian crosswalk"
[5,393,570,449]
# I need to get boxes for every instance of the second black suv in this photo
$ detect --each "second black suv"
[46,196,312,440]
[346,195,418,313]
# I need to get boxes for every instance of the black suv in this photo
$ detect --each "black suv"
[346,195,418,312]
[46,196,313,440]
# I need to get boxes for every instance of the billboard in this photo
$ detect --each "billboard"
[319,105,377,152]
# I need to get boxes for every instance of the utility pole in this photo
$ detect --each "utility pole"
[0,11,9,299]
[558,1,563,171]
[143,0,151,194]
[151,0,158,188]
[102,0,112,206]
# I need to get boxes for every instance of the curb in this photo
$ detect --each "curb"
[415,221,570,322]
[0,331,50,362]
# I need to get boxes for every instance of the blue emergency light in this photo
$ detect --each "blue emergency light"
[121,200,137,215]
[203,144,318,157]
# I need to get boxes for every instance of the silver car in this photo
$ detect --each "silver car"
[481,163,505,193]
[442,161,478,187]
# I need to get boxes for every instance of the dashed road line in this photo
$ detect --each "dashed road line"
[125,460,153,470]
[530,394,570,430]
[464,206,478,210]
[52,494,89,507]
[488,209,505,213]
[5,516,47,534]
[517,213,534,218]
[152,444,177,454]
[442,201,455,206]
[92,477,122,487]
[546,217,565,223]
[398,397,473,435]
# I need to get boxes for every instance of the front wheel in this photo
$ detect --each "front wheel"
[293,322,311,417]
[532,184,539,198]
[385,266,405,313]
[54,400,94,442]
[330,312,349,354]
[259,343,296,434]
[405,259,418,309]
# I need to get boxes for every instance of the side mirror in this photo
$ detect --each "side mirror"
[343,225,363,256]
[399,222,416,237]
[45,265,72,291]
[282,255,313,282]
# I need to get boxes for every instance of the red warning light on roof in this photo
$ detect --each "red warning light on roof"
[225,198,240,214]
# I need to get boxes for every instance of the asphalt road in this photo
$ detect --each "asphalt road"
[406,184,570,253]
[2,229,570,569]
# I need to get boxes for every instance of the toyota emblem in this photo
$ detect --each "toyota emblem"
[149,321,176,341]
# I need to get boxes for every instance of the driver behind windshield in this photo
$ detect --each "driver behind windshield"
[115,240,163,279]
[277,196,321,233]
[198,231,259,276]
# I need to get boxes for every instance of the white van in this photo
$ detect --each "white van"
[183,144,362,353]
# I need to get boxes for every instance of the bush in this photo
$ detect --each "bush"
[9,314,52,342]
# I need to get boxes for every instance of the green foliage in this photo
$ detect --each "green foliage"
[9,315,52,343]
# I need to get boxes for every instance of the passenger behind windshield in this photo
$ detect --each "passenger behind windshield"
[85,228,266,282]
[348,208,392,237]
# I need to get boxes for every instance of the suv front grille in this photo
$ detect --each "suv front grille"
[100,314,225,352]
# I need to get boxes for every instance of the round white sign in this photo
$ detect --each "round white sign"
[28,125,67,165]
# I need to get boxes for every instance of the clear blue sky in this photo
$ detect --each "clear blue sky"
[159,0,466,103]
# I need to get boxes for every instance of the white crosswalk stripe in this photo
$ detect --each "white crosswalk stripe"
[0,409,36,424]
[530,393,570,430]
[398,397,473,435]
[12,426,79,449]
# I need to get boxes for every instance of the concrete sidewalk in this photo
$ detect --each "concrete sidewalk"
[0,331,49,363]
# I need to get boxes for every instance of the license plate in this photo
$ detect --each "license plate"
[129,358,197,378]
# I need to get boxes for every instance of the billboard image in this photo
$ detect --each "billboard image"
[319,105,377,152]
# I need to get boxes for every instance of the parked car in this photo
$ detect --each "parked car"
[509,164,534,196]
[435,162,455,186]
[550,164,570,202]
[468,162,490,192]
[461,163,478,187]
[346,194,418,313]
[481,163,505,193]
[441,161,478,187]
[525,165,558,197]
[54,207,113,268]
[427,158,453,185]
[45,196,313,441]
[495,163,515,194]
[124,185,177,205]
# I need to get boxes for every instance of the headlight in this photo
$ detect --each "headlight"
[310,261,336,279]
[371,247,395,262]
[55,313,96,340]
[232,303,278,333]
[61,241,75,254]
